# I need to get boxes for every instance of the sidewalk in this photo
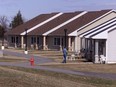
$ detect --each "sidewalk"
[1,49,116,80]
[3,49,54,64]
[0,61,116,80]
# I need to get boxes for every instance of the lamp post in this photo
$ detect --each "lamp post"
[24,29,28,54]
[64,29,67,48]
[1,27,4,50]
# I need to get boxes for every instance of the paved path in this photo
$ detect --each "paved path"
[3,49,53,64]
[1,49,116,80]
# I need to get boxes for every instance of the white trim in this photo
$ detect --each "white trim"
[106,61,116,64]
[20,12,63,35]
[74,36,78,52]
[69,10,113,36]
[92,25,116,39]
[24,51,28,54]
[43,11,87,36]
[85,22,116,38]
[106,39,108,64]
[79,18,116,37]
[1,46,4,50]
[92,30,107,39]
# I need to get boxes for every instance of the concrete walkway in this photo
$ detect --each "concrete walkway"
[1,49,116,80]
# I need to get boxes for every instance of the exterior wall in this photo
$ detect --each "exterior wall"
[47,36,69,51]
[107,30,116,63]
[71,37,75,51]
[28,36,43,50]
[0,38,8,48]
[38,36,43,50]
[77,12,116,51]
[7,36,13,47]
[47,37,60,50]
[76,36,80,52]
[7,35,43,50]
[7,35,21,48]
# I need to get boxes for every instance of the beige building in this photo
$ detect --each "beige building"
[78,16,116,63]
[6,9,116,55]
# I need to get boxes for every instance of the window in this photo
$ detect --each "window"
[16,37,19,43]
[31,37,36,44]
[31,37,33,44]
[37,37,40,44]
[11,36,15,43]
[54,37,60,46]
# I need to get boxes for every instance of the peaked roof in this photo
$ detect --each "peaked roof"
[6,12,59,35]
[6,9,112,36]
[79,17,116,37]
[48,10,111,36]
[80,18,116,39]
[21,12,63,35]
[28,11,82,35]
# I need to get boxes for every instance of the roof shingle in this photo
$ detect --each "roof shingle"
[28,11,82,35]
[6,13,59,35]
[6,9,111,36]
[48,10,111,36]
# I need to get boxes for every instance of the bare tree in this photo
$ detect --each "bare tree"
[0,16,9,47]
[0,16,9,31]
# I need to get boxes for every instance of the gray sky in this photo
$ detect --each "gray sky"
[0,0,116,20]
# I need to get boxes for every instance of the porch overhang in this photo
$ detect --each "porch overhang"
[84,25,116,39]
[79,17,116,39]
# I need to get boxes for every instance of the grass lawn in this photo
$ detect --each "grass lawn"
[1,49,116,86]
[0,66,116,87]
[40,63,116,74]
[0,55,28,62]
[29,50,116,74]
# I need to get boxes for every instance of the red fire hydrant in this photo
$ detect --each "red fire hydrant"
[30,58,34,66]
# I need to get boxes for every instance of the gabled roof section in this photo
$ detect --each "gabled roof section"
[79,17,116,37]
[90,25,116,39]
[87,22,116,38]
[6,12,60,35]
[28,11,83,35]
[68,9,113,36]
[21,12,63,35]
[43,11,87,36]
[108,28,116,33]
[83,20,116,39]
[48,10,111,36]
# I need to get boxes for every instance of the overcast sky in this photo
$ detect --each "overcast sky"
[0,0,116,20]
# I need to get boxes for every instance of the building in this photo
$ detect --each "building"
[78,10,116,63]
[7,10,115,51]
[5,9,116,63]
